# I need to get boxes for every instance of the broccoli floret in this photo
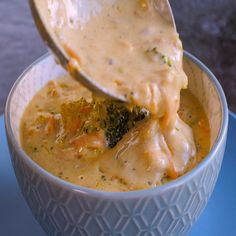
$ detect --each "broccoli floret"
[60,98,149,148]
[102,101,149,148]
[103,102,130,148]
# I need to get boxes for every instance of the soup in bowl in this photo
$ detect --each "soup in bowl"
[5,52,228,235]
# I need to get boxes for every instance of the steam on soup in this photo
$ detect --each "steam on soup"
[21,0,210,191]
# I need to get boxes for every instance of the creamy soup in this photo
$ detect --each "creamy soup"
[21,77,210,191]
[21,0,210,191]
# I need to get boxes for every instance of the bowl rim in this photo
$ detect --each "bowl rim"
[5,51,228,199]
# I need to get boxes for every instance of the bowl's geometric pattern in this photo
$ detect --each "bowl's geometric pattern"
[7,136,226,236]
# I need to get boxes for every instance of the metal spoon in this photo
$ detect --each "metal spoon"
[29,0,176,102]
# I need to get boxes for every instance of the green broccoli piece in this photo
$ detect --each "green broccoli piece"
[60,98,149,148]
[102,101,149,148]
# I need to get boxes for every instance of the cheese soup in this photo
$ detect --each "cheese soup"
[21,0,210,191]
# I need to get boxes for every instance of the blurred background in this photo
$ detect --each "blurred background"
[0,0,235,114]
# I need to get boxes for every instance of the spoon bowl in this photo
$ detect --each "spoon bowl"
[29,0,176,101]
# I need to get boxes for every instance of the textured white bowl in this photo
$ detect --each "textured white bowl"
[5,52,228,235]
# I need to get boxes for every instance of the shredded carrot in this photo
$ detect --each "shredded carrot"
[68,120,82,134]
[167,158,178,179]
[63,44,81,63]
[63,43,81,64]
[45,116,56,135]
[80,106,92,114]
[63,43,82,75]
[138,0,148,8]
[27,127,39,136]
[70,133,105,150]
[115,80,123,86]
[160,113,171,130]
[47,81,59,97]
[48,88,58,97]
[198,118,210,133]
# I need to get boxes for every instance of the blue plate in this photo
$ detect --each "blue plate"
[0,113,236,236]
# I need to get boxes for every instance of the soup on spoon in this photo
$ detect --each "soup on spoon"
[21,0,210,191]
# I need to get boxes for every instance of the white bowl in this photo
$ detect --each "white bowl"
[5,52,228,235]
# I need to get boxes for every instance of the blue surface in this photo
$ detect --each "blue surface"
[190,112,236,236]
[0,113,235,236]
